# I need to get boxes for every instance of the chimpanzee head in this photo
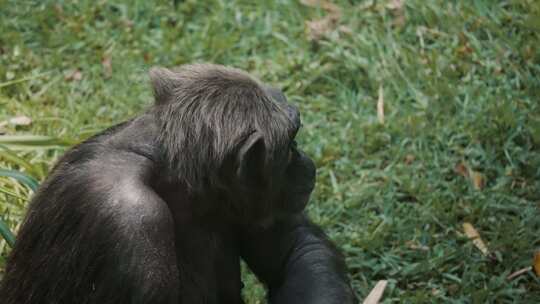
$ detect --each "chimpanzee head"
[150,64,316,222]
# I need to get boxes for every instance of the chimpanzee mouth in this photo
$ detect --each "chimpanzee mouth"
[283,190,313,213]
[291,184,315,196]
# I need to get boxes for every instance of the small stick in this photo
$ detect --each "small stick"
[363,280,388,304]
[507,267,532,281]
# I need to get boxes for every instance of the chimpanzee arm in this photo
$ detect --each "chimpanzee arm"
[240,213,356,304]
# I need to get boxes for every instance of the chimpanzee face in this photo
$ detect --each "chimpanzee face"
[266,87,317,214]
[224,86,316,224]
[279,142,316,213]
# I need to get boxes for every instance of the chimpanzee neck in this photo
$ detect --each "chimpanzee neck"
[100,113,160,161]
[110,113,230,222]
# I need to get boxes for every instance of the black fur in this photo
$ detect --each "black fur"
[0,64,355,304]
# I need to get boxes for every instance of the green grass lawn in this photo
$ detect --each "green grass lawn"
[1,0,540,302]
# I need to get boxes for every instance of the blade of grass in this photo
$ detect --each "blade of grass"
[0,187,26,200]
[0,169,39,192]
[0,217,15,247]
[0,135,75,150]
[0,145,43,179]
[0,72,50,89]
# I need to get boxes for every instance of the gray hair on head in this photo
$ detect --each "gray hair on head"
[149,64,297,195]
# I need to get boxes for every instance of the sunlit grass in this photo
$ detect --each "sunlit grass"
[1,0,539,302]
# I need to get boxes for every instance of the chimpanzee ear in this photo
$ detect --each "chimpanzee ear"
[149,67,177,105]
[237,132,267,187]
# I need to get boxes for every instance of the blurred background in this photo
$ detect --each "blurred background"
[1,0,539,302]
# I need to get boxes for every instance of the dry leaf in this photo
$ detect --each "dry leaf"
[405,240,428,251]
[392,13,406,28]
[386,0,406,28]
[363,280,388,304]
[0,116,32,131]
[338,25,353,35]
[65,69,82,81]
[534,250,540,276]
[470,171,485,190]
[54,4,65,21]
[302,0,342,41]
[377,85,384,124]
[143,52,152,63]
[454,162,485,190]
[300,0,341,14]
[431,288,442,296]
[455,162,469,178]
[101,55,112,78]
[463,222,489,256]
[507,266,532,280]
[122,18,134,29]
[306,17,338,41]
[10,115,32,126]
[386,0,405,10]
[404,154,415,165]
[457,44,473,56]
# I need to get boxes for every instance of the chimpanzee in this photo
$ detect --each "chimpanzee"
[0,64,355,304]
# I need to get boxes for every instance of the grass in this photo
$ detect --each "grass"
[1,0,540,302]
